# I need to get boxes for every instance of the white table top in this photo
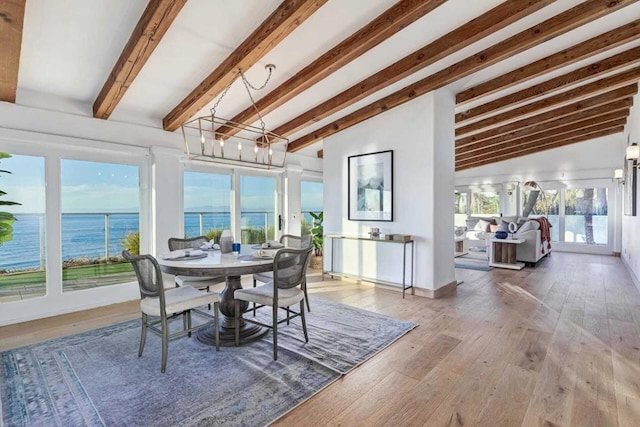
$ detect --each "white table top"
[157,249,279,277]
[489,238,525,244]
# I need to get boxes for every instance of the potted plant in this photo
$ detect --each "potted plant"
[0,152,20,248]
[309,211,323,269]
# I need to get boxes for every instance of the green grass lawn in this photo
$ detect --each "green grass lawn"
[0,262,134,289]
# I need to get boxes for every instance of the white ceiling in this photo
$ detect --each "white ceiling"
[14,0,640,162]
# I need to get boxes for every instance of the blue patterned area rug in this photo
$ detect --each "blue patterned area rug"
[0,296,415,427]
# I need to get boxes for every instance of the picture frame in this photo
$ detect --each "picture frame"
[624,155,637,216]
[348,150,393,221]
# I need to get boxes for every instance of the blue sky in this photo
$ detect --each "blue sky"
[2,154,323,214]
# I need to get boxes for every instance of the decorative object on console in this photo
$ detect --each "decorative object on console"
[180,64,288,169]
[348,150,393,221]
[495,231,508,239]
[369,227,381,238]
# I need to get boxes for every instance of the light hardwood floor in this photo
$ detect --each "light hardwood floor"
[2,252,640,426]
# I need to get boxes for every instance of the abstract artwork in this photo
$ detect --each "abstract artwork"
[348,150,393,221]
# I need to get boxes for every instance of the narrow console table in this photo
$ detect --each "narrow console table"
[489,238,525,270]
[324,234,415,298]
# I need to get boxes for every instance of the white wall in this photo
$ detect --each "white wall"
[622,92,640,286]
[322,89,456,293]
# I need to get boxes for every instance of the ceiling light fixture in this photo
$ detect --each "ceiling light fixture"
[180,64,288,169]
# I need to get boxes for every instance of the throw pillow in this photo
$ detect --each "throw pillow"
[474,219,490,232]
[489,224,499,232]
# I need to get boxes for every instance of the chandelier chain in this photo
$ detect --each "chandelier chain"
[239,68,273,139]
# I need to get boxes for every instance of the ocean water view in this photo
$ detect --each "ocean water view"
[0,212,297,271]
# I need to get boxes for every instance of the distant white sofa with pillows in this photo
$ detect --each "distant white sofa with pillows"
[463,216,551,265]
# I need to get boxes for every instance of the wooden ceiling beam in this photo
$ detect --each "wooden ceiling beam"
[0,0,26,103]
[456,19,640,104]
[455,98,633,147]
[214,0,447,138]
[456,46,640,124]
[288,0,637,152]
[456,126,624,171]
[162,0,327,132]
[456,79,640,136]
[93,0,187,120]
[457,117,627,162]
[317,149,323,159]
[273,0,556,144]
[456,109,630,154]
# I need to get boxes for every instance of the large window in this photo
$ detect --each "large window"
[0,153,46,302]
[471,191,500,216]
[301,180,323,235]
[565,187,608,245]
[60,160,140,292]
[521,186,608,246]
[240,175,276,244]
[184,171,232,239]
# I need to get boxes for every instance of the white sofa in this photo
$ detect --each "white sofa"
[463,217,551,265]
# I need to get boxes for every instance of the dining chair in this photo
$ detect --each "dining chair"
[168,236,226,309]
[234,245,313,360]
[252,234,313,312]
[123,250,220,373]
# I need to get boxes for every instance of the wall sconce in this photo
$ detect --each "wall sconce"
[614,168,624,184]
[626,143,639,160]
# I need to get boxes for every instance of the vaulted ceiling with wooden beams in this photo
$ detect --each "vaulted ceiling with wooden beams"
[3,0,640,171]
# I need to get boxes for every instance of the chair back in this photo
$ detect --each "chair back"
[122,251,165,304]
[168,236,209,251]
[280,234,312,249]
[273,246,313,289]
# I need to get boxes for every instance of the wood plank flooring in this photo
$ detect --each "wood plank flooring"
[1,252,640,426]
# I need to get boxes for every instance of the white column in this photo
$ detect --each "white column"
[430,87,456,293]
[150,147,183,255]
[284,164,304,236]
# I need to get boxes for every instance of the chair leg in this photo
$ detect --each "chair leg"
[161,315,169,373]
[207,286,211,311]
[138,313,148,357]
[303,279,311,312]
[286,306,290,325]
[300,299,309,343]
[187,310,192,337]
[273,304,278,360]
[214,301,220,351]
[252,279,257,316]
[235,300,240,346]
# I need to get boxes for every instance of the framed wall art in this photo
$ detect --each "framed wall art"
[348,150,393,221]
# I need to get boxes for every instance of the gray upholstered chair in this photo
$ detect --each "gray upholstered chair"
[252,234,313,312]
[234,245,313,360]
[123,250,220,373]
[168,236,226,309]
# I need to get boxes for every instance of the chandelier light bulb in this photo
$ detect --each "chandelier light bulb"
[219,138,224,147]
[254,145,258,153]
[627,143,639,160]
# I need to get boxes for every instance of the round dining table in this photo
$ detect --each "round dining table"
[158,248,290,347]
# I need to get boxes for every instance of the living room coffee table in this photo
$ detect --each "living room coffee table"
[488,238,525,270]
